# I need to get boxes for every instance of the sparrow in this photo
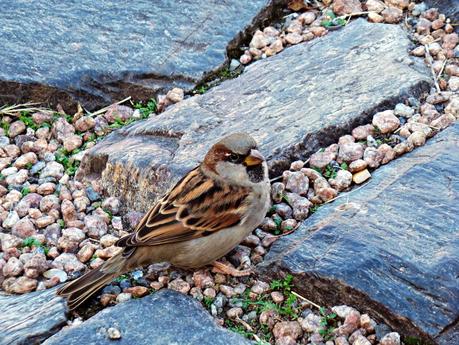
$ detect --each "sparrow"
[58,132,271,309]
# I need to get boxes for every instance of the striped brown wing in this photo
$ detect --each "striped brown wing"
[116,167,251,249]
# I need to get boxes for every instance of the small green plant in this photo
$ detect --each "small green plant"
[0,173,5,181]
[103,208,113,220]
[109,116,135,129]
[321,10,347,28]
[113,274,129,283]
[272,214,282,235]
[323,164,337,179]
[55,148,80,176]
[133,99,157,118]
[318,307,338,340]
[195,85,209,94]
[404,336,423,345]
[22,237,49,255]
[1,120,10,135]
[57,219,65,228]
[340,162,348,170]
[21,186,30,197]
[270,274,294,291]
[203,296,214,309]
[310,204,320,214]
[19,111,38,130]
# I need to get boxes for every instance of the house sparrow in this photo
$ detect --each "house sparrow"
[58,132,270,309]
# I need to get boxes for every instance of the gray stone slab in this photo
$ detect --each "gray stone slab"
[0,0,279,111]
[77,19,431,212]
[43,289,253,345]
[0,287,68,345]
[258,124,459,344]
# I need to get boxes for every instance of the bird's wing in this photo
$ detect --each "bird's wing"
[115,167,251,250]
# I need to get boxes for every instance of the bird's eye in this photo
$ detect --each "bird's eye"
[229,153,240,163]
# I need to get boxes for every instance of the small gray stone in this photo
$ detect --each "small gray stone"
[394,103,414,118]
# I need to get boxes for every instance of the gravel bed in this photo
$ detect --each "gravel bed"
[0,1,458,344]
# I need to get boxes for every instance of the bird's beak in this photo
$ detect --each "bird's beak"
[244,149,264,167]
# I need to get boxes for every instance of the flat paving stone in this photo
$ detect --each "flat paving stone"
[258,123,459,344]
[0,287,68,345]
[0,0,275,110]
[77,19,431,212]
[43,289,253,345]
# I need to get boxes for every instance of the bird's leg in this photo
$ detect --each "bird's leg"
[211,261,253,277]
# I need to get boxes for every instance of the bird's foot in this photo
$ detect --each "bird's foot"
[211,261,253,277]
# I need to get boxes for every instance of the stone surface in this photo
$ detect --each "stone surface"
[258,124,459,344]
[0,0,280,111]
[44,289,252,345]
[78,19,431,211]
[0,287,68,345]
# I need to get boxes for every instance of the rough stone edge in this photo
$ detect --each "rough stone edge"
[42,289,254,345]
[257,125,459,345]
[0,287,68,345]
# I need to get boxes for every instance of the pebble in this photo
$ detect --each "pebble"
[380,332,401,345]
[168,278,191,294]
[352,124,374,140]
[226,307,243,319]
[407,131,426,147]
[285,192,312,220]
[338,143,364,162]
[124,286,149,298]
[382,7,403,23]
[107,327,122,340]
[271,183,285,204]
[43,268,68,282]
[394,103,414,118]
[283,171,309,195]
[3,257,24,277]
[116,292,132,303]
[273,321,303,340]
[251,280,270,294]
[328,170,352,192]
[348,159,367,173]
[166,88,184,103]
[372,110,400,133]
[104,105,133,123]
[300,313,321,332]
[377,144,396,165]
[332,0,362,16]
[8,121,26,138]
[352,169,371,184]
[366,0,385,13]
[12,217,36,238]
[309,151,335,169]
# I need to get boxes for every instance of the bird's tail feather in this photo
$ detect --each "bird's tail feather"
[57,254,126,310]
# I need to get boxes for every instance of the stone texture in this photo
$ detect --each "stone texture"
[258,124,459,344]
[44,289,252,345]
[78,19,431,212]
[0,0,281,111]
[0,287,68,345]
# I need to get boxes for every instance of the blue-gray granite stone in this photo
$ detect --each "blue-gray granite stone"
[258,123,459,344]
[43,289,253,345]
[0,0,277,110]
[77,19,431,212]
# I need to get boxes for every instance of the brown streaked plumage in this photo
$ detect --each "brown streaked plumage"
[57,132,270,310]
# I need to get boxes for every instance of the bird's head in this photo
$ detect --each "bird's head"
[202,132,268,186]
